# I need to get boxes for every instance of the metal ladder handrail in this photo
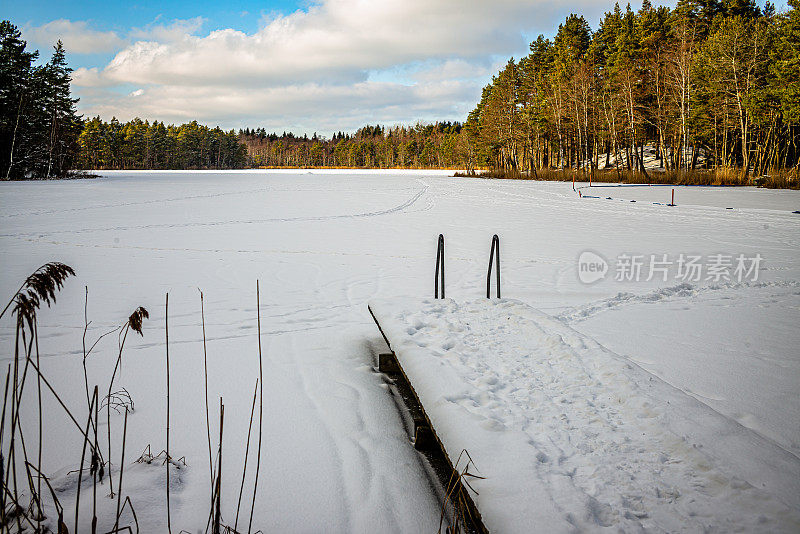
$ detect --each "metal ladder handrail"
[435,234,445,299]
[487,234,500,299]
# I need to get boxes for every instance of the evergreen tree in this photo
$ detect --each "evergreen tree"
[1,21,38,179]
[1,22,81,179]
[771,0,800,124]
[42,40,81,177]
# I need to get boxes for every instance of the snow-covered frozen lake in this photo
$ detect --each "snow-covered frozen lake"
[1,170,798,532]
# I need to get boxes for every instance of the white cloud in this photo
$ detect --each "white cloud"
[129,17,206,43]
[23,19,126,55]
[410,59,495,83]
[22,17,205,57]
[66,0,627,132]
[72,67,117,87]
[96,0,553,87]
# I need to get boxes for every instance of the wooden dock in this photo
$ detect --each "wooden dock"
[369,304,489,534]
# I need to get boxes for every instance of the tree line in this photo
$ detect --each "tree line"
[1,21,81,179]
[240,123,467,168]
[465,0,800,181]
[79,117,247,170]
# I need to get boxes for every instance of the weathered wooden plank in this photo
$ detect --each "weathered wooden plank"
[368,304,489,534]
[378,352,400,374]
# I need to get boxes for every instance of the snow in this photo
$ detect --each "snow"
[591,144,706,171]
[1,171,798,532]
[368,297,800,532]
[558,281,800,458]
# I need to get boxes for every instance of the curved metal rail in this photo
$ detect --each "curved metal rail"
[435,234,445,299]
[486,234,500,299]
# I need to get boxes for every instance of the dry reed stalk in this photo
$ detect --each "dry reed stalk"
[15,355,99,457]
[25,462,65,532]
[34,318,43,528]
[1,262,74,322]
[248,281,264,534]
[15,412,40,524]
[116,495,139,533]
[214,399,225,534]
[1,264,77,531]
[1,484,39,532]
[200,290,213,500]
[7,324,22,530]
[234,379,258,531]
[107,325,129,498]
[93,382,100,534]
[438,450,484,534]
[3,343,94,532]
[114,408,129,533]
[165,293,172,534]
[1,365,10,444]
[83,286,90,408]
[107,306,148,498]
[7,323,36,533]
[75,386,98,533]
[0,364,10,525]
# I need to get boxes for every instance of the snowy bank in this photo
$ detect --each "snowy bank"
[369,297,800,533]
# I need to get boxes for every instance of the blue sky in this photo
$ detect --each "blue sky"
[11,1,299,69]
[7,0,788,136]
[10,0,296,34]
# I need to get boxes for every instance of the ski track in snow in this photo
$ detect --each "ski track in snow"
[0,180,428,238]
[556,280,800,324]
[0,186,272,219]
